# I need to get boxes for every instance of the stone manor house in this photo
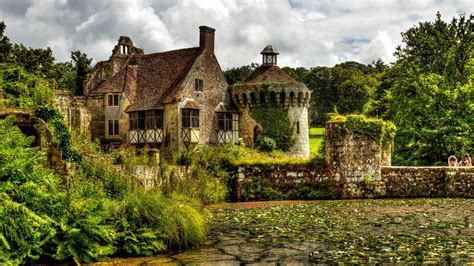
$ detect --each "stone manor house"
[70,26,310,159]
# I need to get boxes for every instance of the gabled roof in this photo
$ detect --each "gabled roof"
[89,47,201,112]
[243,65,298,84]
[90,65,137,99]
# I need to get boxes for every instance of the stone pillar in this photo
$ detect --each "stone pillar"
[325,121,388,182]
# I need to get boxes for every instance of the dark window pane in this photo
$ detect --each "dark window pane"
[195,79,203,92]
[114,95,119,106]
[138,111,146,129]
[217,113,224,130]
[114,120,119,135]
[156,110,163,128]
[108,95,113,106]
[182,109,190,127]
[108,120,113,135]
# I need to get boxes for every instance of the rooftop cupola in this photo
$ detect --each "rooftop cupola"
[261,45,279,66]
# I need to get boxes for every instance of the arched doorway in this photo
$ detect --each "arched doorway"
[253,125,261,146]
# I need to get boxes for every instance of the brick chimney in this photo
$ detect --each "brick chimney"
[199,26,215,54]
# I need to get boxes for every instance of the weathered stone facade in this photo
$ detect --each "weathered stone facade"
[325,121,391,182]
[78,26,233,159]
[54,92,91,133]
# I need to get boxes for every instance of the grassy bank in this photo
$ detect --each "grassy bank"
[309,127,325,156]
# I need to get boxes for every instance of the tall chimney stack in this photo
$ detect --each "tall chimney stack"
[199,26,215,54]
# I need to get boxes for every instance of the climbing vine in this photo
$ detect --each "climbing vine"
[329,114,396,151]
[34,105,82,162]
[250,104,295,151]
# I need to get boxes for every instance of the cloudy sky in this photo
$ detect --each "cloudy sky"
[0,0,471,69]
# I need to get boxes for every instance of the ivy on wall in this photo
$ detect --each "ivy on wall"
[35,105,82,162]
[250,103,295,151]
[329,114,396,151]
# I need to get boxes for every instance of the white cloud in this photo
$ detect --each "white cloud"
[0,0,471,68]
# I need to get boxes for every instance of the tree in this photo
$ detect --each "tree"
[223,63,259,85]
[71,50,92,96]
[0,21,12,63]
[282,66,309,82]
[304,63,378,125]
[369,12,474,165]
[379,62,473,165]
[395,12,473,84]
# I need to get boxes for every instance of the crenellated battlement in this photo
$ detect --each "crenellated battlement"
[230,83,310,109]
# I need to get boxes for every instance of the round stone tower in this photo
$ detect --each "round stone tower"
[230,45,311,157]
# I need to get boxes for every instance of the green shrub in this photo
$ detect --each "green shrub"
[175,151,193,166]
[0,193,56,264]
[110,191,205,254]
[0,117,63,264]
[52,197,116,264]
[255,136,277,152]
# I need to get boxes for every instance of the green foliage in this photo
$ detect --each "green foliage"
[395,12,473,84]
[0,21,11,63]
[254,136,277,152]
[251,105,295,151]
[34,104,83,162]
[0,117,63,264]
[71,50,92,96]
[0,117,207,263]
[111,191,205,254]
[344,114,396,150]
[309,127,325,157]
[284,62,380,126]
[223,63,259,85]
[175,151,193,166]
[329,114,397,151]
[364,12,473,165]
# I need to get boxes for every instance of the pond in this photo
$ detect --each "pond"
[94,199,474,264]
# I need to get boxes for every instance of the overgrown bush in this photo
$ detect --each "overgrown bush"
[110,191,205,256]
[0,118,207,264]
[255,136,277,152]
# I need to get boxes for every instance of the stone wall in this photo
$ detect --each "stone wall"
[233,162,329,201]
[54,92,91,133]
[128,165,188,190]
[231,164,473,200]
[382,166,473,198]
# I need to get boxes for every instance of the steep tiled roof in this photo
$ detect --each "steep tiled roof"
[127,47,201,112]
[243,65,298,84]
[90,65,137,99]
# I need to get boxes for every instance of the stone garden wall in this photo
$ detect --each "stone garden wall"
[382,166,473,198]
[232,164,473,200]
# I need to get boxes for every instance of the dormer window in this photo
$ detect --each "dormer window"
[108,94,120,106]
[260,45,279,66]
[195,79,203,92]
